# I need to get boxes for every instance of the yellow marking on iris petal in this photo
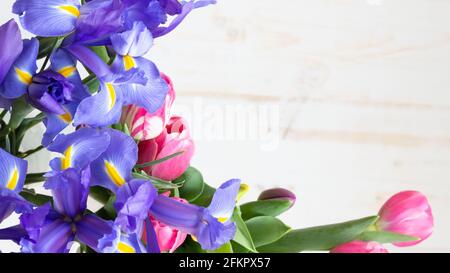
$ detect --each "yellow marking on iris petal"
[106,83,116,111]
[217,217,228,223]
[123,55,136,71]
[104,160,125,187]
[15,67,32,85]
[59,111,73,123]
[61,145,73,170]
[236,183,249,202]
[6,167,19,190]
[58,66,76,78]
[117,242,136,253]
[59,6,80,17]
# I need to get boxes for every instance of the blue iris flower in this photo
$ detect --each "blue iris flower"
[18,168,114,253]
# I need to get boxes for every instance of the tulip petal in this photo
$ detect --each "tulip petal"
[13,0,80,37]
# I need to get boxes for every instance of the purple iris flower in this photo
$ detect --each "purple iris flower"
[33,50,90,146]
[13,0,216,45]
[19,168,113,253]
[110,177,240,250]
[0,148,30,224]
[0,20,23,86]
[67,38,168,127]
[98,223,148,253]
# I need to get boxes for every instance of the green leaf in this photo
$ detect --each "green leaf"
[135,151,184,169]
[132,171,180,191]
[90,46,111,64]
[357,230,419,244]
[10,97,34,130]
[190,183,216,207]
[38,37,57,59]
[20,190,53,206]
[89,186,113,205]
[207,242,233,253]
[231,207,257,253]
[257,215,379,253]
[246,216,291,248]
[173,167,205,202]
[240,199,293,220]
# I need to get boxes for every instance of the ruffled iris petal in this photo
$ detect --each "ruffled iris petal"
[75,214,113,252]
[0,188,32,223]
[42,102,78,146]
[110,21,153,57]
[0,19,23,84]
[44,168,90,218]
[0,38,38,99]
[50,49,90,101]
[90,129,137,192]
[47,127,111,171]
[98,224,146,253]
[13,0,80,37]
[115,179,157,233]
[207,179,240,220]
[0,148,28,193]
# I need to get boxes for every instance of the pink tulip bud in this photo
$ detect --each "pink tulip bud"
[143,195,188,253]
[258,188,296,208]
[138,116,195,181]
[331,241,389,253]
[121,73,176,141]
[377,191,434,247]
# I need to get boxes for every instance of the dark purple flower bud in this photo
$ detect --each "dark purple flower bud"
[27,70,74,115]
[258,188,296,208]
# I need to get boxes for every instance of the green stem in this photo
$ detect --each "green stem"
[40,37,64,72]
[0,109,7,120]
[9,129,16,155]
[19,145,44,158]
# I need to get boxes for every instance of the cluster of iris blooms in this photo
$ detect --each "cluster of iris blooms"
[0,0,434,253]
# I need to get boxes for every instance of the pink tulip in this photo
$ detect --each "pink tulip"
[331,241,389,253]
[377,191,434,247]
[142,195,188,253]
[138,116,195,181]
[121,73,176,141]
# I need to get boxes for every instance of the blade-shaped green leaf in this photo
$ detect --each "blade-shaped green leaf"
[257,215,379,253]
[190,182,216,207]
[174,166,205,202]
[231,207,257,253]
[240,199,293,220]
[246,216,291,248]
[10,97,34,130]
[357,230,419,244]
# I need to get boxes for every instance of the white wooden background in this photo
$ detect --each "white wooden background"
[1,0,450,252]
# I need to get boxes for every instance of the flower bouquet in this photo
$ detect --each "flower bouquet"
[0,0,434,253]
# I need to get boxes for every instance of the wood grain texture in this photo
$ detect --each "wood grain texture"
[1,0,450,252]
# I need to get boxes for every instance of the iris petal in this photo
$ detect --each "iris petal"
[90,129,137,192]
[0,39,38,99]
[13,0,80,37]
[47,127,111,171]
[0,19,23,84]
[0,148,27,193]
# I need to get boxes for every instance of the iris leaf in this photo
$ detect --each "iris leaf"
[134,151,184,169]
[257,215,379,253]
